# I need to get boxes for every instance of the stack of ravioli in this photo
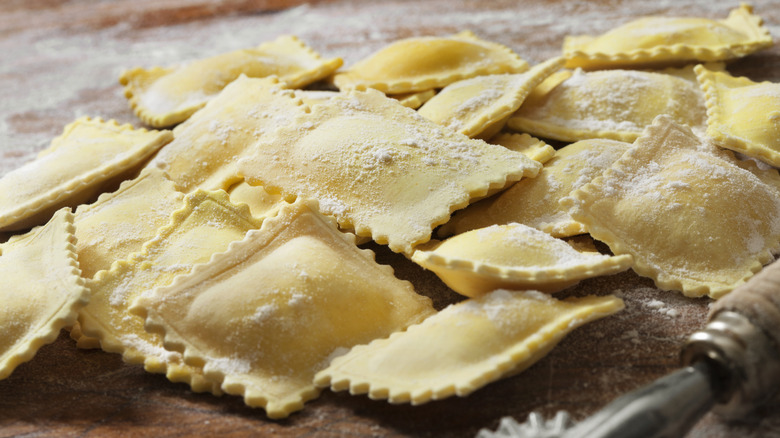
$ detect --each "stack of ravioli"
[1,4,778,420]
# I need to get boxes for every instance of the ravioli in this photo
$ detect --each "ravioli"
[237,87,541,254]
[418,57,564,139]
[120,35,342,127]
[131,198,435,418]
[333,31,529,94]
[439,139,630,238]
[146,75,308,193]
[392,90,437,109]
[76,190,263,394]
[487,132,555,164]
[0,209,88,380]
[315,289,623,405]
[0,117,171,232]
[227,180,285,219]
[507,67,707,142]
[695,65,780,167]
[562,116,780,298]
[563,4,772,69]
[73,167,185,279]
[413,223,632,297]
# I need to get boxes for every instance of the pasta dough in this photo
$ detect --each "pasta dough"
[413,223,633,297]
[440,138,631,238]
[0,117,171,231]
[563,4,772,69]
[131,199,435,418]
[146,75,308,193]
[333,31,529,94]
[77,190,264,394]
[563,116,780,298]
[696,65,780,167]
[315,289,624,405]
[507,67,707,142]
[237,87,541,254]
[120,35,342,127]
[418,57,564,139]
[0,209,88,380]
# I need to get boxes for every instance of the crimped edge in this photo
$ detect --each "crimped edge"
[334,31,530,94]
[488,132,557,164]
[77,189,264,394]
[130,197,429,418]
[272,35,344,89]
[238,87,542,255]
[506,115,641,143]
[119,36,342,128]
[563,4,773,69]
[561,115,778,299]
[0,117,172,231]
[410,239,633,295]
[0,209,89,380]
[314,293,624,405]
[695,64,780,167]
[435,57,565,138]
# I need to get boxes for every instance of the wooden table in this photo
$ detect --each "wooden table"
[1,1,779,436]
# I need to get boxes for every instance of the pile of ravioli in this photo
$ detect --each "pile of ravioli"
[1,4,779,420]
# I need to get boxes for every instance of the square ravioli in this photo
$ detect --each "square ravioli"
[120,35,342,127]
[237,87,541,254]
[73,167,184,279]
[487,132,556,164]
[0,117,171,232]
[130,198,435,419]
[563,4,772,69]
[333,31,529,94]
[146,75,308,193]
[563,116,780,299]
[413,223,632,297]
[417,57,564,139]
[695,65,780,167]
[315,290,624,405]
[77,190,263,394]
[506,66,707,143]
[439,138,631,238]
[0,209,88,380]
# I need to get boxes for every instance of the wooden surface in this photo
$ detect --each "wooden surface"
[2,1,780,437]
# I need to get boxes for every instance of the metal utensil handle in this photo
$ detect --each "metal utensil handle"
[681,259,780,419]
[710,259,780,348]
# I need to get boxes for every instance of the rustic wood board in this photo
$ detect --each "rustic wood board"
[1,1,780,437]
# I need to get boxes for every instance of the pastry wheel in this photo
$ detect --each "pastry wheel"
[478,258,780,438]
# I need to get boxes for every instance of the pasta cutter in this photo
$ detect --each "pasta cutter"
[477,258,780,438]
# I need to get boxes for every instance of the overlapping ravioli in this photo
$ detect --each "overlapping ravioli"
[695,65,780,167]
[418,57,564,139]
[146,75,308,193]
[507,67,707,142]
[0,117,171,232]
[227,180,285,219]
[487,132,556,164]
[333,31,529,94]
[413,223,632,297]
[392,90,437,109]
[439,139,630,238]
[563,116,780,299]
[73,167,185,279]
[237,87,541,254]
[120,36,342,127]
[0,209,88,380]
[76,190,264,394]
[315,289,624,404]
[131,199,435,419]
[563,4,772,69]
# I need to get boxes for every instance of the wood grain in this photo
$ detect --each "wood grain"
[1,1,780,437]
